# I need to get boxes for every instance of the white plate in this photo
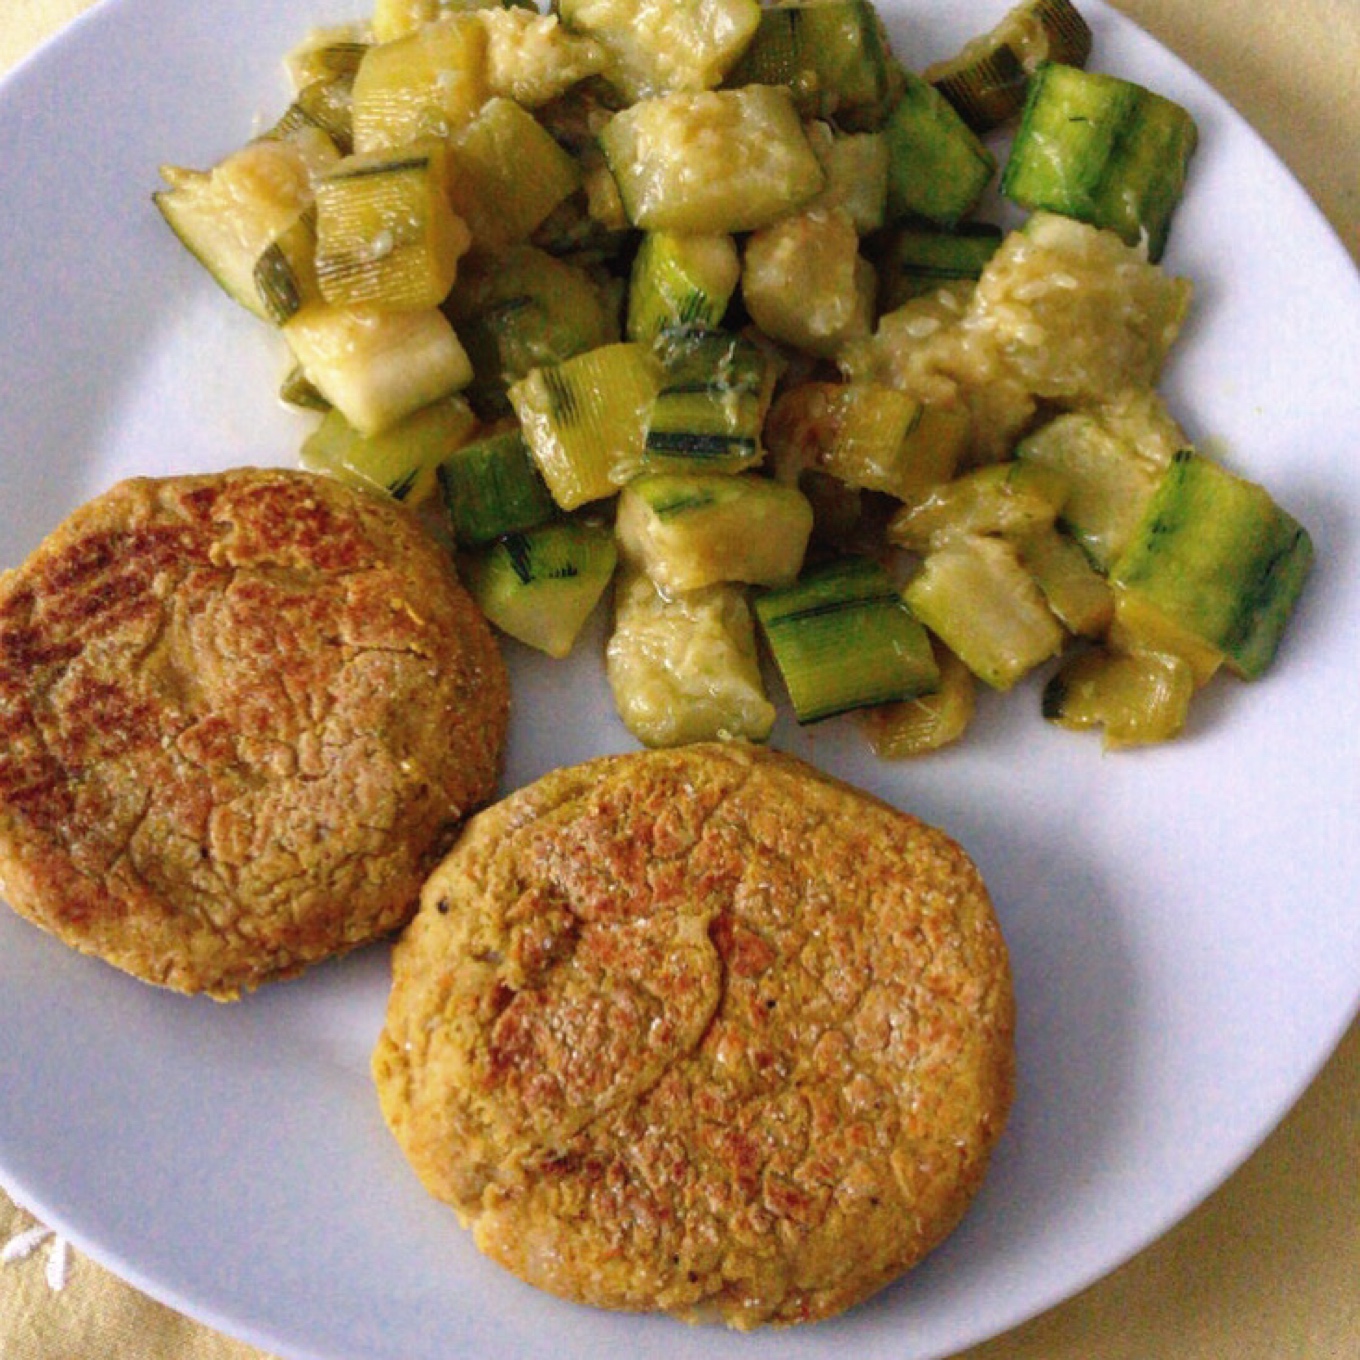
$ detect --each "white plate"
[1,2,1358,1357]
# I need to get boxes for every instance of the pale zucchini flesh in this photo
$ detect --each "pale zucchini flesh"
[607,567,775,747]
[598,85,825,234]
[616,471,813,593]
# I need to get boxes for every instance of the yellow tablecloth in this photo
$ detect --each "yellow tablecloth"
[2,2,1358,1358]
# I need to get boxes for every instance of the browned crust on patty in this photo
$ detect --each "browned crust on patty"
[0,468,509,998]
[374,742,1014,1327]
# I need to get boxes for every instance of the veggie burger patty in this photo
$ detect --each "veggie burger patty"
[0,467,508,999]
[374,741,1014,1327]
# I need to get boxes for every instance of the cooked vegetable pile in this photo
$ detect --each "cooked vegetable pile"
[154,0,1313,754]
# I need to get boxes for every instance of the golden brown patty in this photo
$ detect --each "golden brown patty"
[0,468,509,999]
[374,742,1014,1328]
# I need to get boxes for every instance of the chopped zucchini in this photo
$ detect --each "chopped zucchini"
[1016,525,1114,637]
[764,381,969,502]
[446,245,620,418]
[314,140,470,309]
[284,301,473,434]
[755,556,940,722]
[644,329,771,473]
[268,74,358,156]
[903,535,1065,690]
[559,0,761,101]
[741,207,875,358]
[279,364,332,412]
[508,342,663,508]
[626,232,740,341]
[889,461,1069,551]
[444,97,582,251]
[725,0,899,129]
[875,221,1002,311]
[616,471,813,592]
[1015,408,1166,569]
[1109,450,1313,679]
[477,8,611,108]
[1001,62,1198,260]
[1043,645,1195,748]
[598,85,825,234]
[969,212,1193,403]
[607,568,775,746]
[437,426,557,545]
[805,123,889,234]
[925,0,1092,132]
[1106,585,1223,687]
[859,638,975,756]
[371,0,505,44]
[285,27,370,90]
[463,520,618,658]
[299,394,476,503]
[154,131,338,325]
[882,71,996,227]
[350,15,490,152]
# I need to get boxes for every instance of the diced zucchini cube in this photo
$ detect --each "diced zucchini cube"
[1109,450,1313,679]
[155,132,338,325]
[765,381,969,501]
[285,27,370,91]
[889,461,1068,552]
[437,427,557,546]
[805,123,889,234]
[599,85,825,234]
[268,73,358,156]
[477,8,611,108]
[1001,62,1198,261]
[445,97,582,251]
[742,207,875,358]
[1043,646,1196,749]
[1016,525,1114,638]
[969,213,1192,403]
[756,556,940,722]
[508,342,662,509]
[644,330,771,474]
[285,302,473,435]
[314,140,471,310]
[300,395,476,504]
[626,232,740,341]
[726,0,900,129]
[350,15,490,153]
[446,245,620,418]
[882,71,996,227]
[560,0,761,101]
[617,472,813,593]
[1016,407,1168,570]
[875,221,1002,311]
[607,568,775,747]
[924,0,1093,133]
[859,639,975,756]
[462,520,618,658]
[904,535,1065,690]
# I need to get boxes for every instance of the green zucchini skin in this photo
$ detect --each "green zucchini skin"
[881,72,997,227]
[725,0,899,128]
[1000,62,1198,260]
[463,520,618,659]
[755,556,939,722]
[438,428,557,546]
[1110,450,1313,679]
[875,221,1003,310]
